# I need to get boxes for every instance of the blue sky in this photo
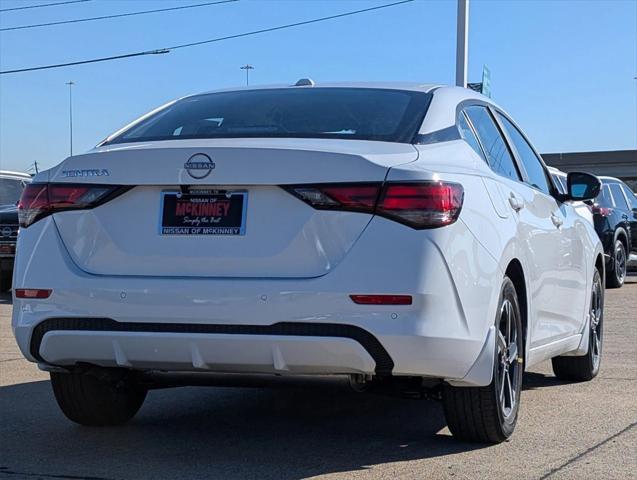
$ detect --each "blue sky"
[0,0,635,172]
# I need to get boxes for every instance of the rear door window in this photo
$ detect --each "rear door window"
[609,183,629,210]
[457,112,486,162]
[597,184,615,208]
[464,106,521,181]
[497,113,552,195]
[621,184,637,209]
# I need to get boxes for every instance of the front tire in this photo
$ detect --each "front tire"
[50,370,147,426]
[442,276,524,443]
[552,268,604,381]
[606,239,626,288]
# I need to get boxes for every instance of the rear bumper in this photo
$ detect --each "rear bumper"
[13,215,503,385]
[30,319,383,375]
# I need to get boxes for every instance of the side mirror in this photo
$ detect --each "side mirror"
[564,172,601,202]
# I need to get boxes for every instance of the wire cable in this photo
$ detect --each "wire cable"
[1,0,238,32]
[0,0,414,75]
[0,0,91,13]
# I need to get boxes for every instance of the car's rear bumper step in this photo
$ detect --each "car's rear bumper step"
[31,318,394,375]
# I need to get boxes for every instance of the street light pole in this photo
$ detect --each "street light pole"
[65,80,75,156]
[240,64,254,86]
[455,0,469,88]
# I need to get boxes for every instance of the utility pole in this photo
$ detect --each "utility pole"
[455,0,469,88]
[65,80,75,156]
[240,64,254,86]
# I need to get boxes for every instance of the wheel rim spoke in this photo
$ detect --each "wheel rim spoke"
[497,298,519,419]
[507,342,518,364]
[589,277,603,369]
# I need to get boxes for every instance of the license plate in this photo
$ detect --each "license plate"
[159,190,247,235]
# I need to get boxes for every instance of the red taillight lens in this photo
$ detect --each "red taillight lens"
[286,184,380,212]
[18,183,125,228]
[14,288,52,299]
[350,294,412,305]
[591,205,612,217]
[284,181,463,229]
[377,182,464,229]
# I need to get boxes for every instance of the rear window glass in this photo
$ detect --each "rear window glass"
[621,184,637,209]
[596,184,614,208]
[609,183,629,210]
[106,88,432,145]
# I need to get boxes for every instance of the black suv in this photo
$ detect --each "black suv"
[0,171,31,291]
[589,177,637,288]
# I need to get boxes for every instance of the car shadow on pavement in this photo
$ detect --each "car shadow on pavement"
[523,371,576,390]
[0,378,492,480]
[0,291,11,305]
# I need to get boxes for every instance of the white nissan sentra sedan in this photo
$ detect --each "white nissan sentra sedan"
[13,82,604,443]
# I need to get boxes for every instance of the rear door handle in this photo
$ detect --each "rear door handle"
[508,194,524,212]
[551,213,563,228]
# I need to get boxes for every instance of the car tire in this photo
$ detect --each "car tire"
[552,268,603,381]
[50,370,147,426]
[606,239,626,289]
[442,276,524,443]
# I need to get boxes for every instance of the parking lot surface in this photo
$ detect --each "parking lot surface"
[1,278,635,480]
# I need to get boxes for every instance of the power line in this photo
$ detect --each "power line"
[0,0,91,13]
[1,0,238,32]
[0,0,414,75]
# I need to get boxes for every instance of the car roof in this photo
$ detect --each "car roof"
[197,81,442,96]
[0,170,31,180]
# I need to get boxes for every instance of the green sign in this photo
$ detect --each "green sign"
[481,65,491,98]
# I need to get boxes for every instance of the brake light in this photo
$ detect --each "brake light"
[18,183,127,228]
[284,181,463,229]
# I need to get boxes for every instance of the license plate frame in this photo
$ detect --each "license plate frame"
[159,190,248,236]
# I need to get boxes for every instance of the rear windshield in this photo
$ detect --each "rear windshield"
[105,88,431,145]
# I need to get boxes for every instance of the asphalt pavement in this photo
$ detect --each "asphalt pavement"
[1,277,635,480]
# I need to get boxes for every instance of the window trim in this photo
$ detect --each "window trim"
[608,182,630,210]
[458,102,523,183]
[456,110,488,164]
[490,107,558,198]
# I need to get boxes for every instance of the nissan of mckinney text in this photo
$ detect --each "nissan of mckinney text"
[13,82,605,443]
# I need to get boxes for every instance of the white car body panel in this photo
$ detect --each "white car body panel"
[12,83,604,388]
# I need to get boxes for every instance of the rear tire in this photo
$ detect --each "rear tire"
[552,268,603,381]
[442,276,523,443]
[606,239,626,288]
[50,370,147,426]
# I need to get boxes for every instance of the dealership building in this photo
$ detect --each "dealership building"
[542,150,637,191]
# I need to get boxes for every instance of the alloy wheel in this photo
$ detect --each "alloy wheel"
[496,299,521,420]
[615,243,626,284]
[589,274,603,370]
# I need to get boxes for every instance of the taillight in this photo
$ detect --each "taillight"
[591,205,612,217]
[284,181,463,229]
[18,183,127,228]
[286,184,380,213]
[377,183,464,228]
